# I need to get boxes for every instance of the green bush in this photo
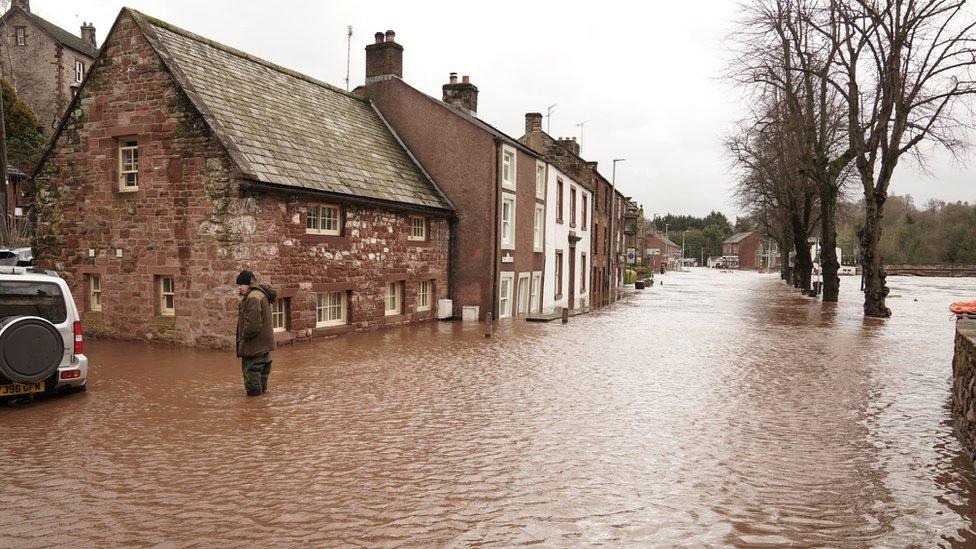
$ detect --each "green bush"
[624,269,637,285]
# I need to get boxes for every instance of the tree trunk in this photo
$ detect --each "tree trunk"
[859,197,891,317]
[790,213,812,292]
[818,187,840,302]
[779,234,791,282]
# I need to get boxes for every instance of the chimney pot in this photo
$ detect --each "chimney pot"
[374,31,384,44]
[385,30,396,42]
[81,21,97,48]
[462,75,470,84]
[365,30,404,83]
[449,72,458,84]
[442,74,479,115]
[525,112,543,134]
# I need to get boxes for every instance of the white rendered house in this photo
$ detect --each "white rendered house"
[541,161,592,313]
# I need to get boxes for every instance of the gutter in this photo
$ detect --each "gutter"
[238,180,456,219]
[491,138,501,322]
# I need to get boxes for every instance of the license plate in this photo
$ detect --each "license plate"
[0,381,45,396]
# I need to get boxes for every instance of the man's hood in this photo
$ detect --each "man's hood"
[251,283,277,303]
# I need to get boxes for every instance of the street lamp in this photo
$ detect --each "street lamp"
[607,158,625,303]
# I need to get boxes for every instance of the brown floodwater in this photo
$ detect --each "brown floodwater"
[2,269,976,546]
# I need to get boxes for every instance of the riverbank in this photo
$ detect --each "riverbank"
[954,319,976,460]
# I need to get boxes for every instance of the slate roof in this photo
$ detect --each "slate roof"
[1,6,99,57]
[723,232,755,244]
[128,10,452,212]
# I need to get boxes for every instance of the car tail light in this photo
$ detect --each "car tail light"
[73,321,83,354]
[60,370,81,380]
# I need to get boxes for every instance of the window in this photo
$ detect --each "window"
[555,251,563,297]
[316,291,347,327]
[517,273,530,317]
[582,195,588,230]
[535,163,545,198]
[385,281,402,316]
[88,275,102,312]
[499,272,514,319]
[408,216,426,241]
[14,27,25,47]
[570,188,577,227]
[530,272,542,314]
[74,60,85,84]
[158,276,175,316]
[118,139,138,190]
[501,195,515,249]
[556,179,564,223]
[417,280,432,312]
[306,204,341,235]
[501,148,516,189]
[271,298,289,332]
[533,203,544,252]
[581,254,587,292]
[0,282,66,324]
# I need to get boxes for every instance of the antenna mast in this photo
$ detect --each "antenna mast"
[345,25,353,91]
[546,104,557,133]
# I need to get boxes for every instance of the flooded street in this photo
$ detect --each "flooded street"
[2,269,975,546]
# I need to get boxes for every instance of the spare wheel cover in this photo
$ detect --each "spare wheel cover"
[0,316,65,383]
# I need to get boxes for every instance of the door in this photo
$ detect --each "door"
[567,243,576,310]
[517,273,530,317]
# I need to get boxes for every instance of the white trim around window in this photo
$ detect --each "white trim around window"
[316,291,347,327]
[501,146,517,190]
[501,194,516,250]
[516,272,531,317]
[408,215,427,241]
[535,162,546,199]
[306,203,341,236]
[89,274,102,312]
[530,271,542,314]
[158,276,175,317]
[272,298,289,332]
[118,138,139,192]
[498,271,514,319]
[74,60,85,84]
[533,203,544,252]
[417,280,432,312]
[385,281,402,316]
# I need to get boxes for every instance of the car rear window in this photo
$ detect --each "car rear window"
[0,281,67,324]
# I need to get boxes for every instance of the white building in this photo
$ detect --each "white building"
[541,161,592,313]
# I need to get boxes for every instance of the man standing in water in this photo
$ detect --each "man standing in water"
[235,270,277,396]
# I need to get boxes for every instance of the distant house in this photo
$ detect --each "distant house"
[0,0,98,133]
[722,231,779,270]
[644,233,681,272]
[32,9,454,348]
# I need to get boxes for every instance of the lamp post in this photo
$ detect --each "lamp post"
[607,158,625,303]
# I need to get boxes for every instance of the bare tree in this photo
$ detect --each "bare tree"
[826,0,976,317]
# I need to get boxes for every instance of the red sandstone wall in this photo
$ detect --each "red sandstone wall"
[34,14,449,349]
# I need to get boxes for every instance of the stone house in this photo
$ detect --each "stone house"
[361,33,554,321]
[519,114,626,308]
[0,0,98,135]
[31,9,454,348]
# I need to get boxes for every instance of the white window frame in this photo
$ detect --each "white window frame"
[74,60,85,84]
[535,162,546,199]
[417,280,432,312]
[158,276,175,317]
[118,138,138,191]
[516,272,531,317]
[501,146,516,190]
[271,298,288,332]
[316,291,347,327]
[305,204,341,236]
[501,194,516,250]
[580,253,587,292]
[498,272,514,319]
[530,271,542,314]
[554,251,563,297]
[582,193,588,230]
[14,27,25,47]
[407,215,426,241]
[533,203,544,252]
[385,281,402,316]
[89,274,102,312]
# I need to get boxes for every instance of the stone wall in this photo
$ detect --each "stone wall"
[952,319,976,460]
[33,13,450,349]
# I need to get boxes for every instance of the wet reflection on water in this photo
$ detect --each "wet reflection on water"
[1,270,975,546]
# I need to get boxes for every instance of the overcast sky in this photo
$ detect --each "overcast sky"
[36,0,976,219]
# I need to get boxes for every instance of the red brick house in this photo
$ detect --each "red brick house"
[362,33,549,320]
[31,9,454,348]
[519,115,626,307]
[723,231,767,270]
[644,233,681,272]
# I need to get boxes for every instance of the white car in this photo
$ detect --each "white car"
[0,267,88,399]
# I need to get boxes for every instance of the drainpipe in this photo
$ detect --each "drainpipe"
[490,138,501,322]
[607,158,625,303]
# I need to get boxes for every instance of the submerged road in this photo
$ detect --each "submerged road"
[2,269,975,546]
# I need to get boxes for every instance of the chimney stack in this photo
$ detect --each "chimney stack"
[11,0,29,12]
[81,22,97,48]
[525,113,543,134]
[365,29,403,84]
[558,137,581,156]
[442,73,479,115]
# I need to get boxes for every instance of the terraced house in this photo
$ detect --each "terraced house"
[362,32,556,320]
[31,9,454,348]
